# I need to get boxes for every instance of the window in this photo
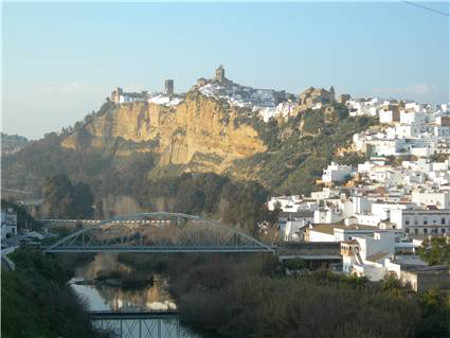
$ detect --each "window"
[442,218,446,225]
[405,220,410,225]
[423,228,428,234]
[424,220,428,225]
[414,229,419,235]
[441,228,446,234]
[405,228,410,233]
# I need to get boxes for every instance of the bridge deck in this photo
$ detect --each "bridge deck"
[89,310,179,320]
[45,246,275,254]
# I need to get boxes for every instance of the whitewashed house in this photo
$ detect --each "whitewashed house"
[322,162,354,183]
[1,209,17,240]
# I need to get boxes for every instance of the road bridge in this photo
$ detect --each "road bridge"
[43,213,275,254]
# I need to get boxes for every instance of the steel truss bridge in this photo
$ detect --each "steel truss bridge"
[43,212,275,254]
[90,311,188,338]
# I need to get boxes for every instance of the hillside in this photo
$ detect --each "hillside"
[1,133,30,156]
[1,81,374,217]
[61,90,266,174]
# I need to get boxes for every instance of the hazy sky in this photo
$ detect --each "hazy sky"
[2,1,449,139]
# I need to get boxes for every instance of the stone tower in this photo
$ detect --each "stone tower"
[165,79,174,95]
[111,87,123,104]
[215,65,225,83]
[329,86,336,102]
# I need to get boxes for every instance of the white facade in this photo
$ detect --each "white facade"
[379,110,397,124]
[412,191,450,209]
[281,219,312,241]
[371,202,413,220]
[390,208,450,236]
[313,208,343,224]
[352,196,373,214]
[268,195,301,212]
[307,225,376,243]
[340,231,421,281]
[1,209,18,240]
[322,162,353,183]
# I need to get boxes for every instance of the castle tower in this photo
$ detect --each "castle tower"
[215,65,225,83]
[111,87,123,104]
[165,79,174,95]
[329,86,336,102]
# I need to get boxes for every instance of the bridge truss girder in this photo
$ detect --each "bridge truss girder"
[43,213,275,254]
[92,313,181,338]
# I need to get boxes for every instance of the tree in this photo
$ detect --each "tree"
[71,182,94,218]
[380,273,403,291]
[43,175,74,218]
[42,175,94,219]
[417,237,450,266]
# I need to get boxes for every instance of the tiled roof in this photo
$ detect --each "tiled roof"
[366,251,389,263]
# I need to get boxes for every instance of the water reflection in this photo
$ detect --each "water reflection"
[70,255,202,337]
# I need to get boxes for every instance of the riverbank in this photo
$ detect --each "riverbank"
[1,248,112,338]
[117,253,450,338]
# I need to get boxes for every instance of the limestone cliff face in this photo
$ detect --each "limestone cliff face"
[61,91,266,174]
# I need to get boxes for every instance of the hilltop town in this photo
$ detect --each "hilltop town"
[3,66,450,293]
[109,65,351,122]
[267,92,450,289]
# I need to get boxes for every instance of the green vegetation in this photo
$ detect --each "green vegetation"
[43,175,94,219]
[134,173,269,233]
[1,100,376,220]
[1,249,111,338]
[117,254,450,338]
[233,106,376,194]
[418,237,450,265]
[1,133,30,155]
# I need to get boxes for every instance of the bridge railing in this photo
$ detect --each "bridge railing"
[42,212,276,254]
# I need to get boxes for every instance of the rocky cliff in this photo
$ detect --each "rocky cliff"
[61,90,266,174]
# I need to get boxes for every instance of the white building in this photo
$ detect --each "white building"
[306,224,376,243]
[268,195,301,212]
[1,209,17,240]
[379,110,398,124]
[313,208,343,224]
[412,191,450,209]
[322,162,353,183]
[390,208,450,236]
[340,231,427,282]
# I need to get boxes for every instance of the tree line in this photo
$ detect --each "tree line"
[118,254,450,338]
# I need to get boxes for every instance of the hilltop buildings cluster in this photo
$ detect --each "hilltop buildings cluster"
[350,100,450,157]
[109,66,351,122]
[268,98,450,289]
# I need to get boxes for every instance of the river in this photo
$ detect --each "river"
[70,254,203,338]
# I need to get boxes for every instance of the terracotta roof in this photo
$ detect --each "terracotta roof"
[309,224,335,235]
[342,239,359,245]
[366,251,389,263]
[310,223,375,235]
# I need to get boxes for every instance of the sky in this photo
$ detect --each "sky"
[2,1,449,139]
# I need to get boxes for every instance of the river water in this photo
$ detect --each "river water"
[70,254,202,338]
